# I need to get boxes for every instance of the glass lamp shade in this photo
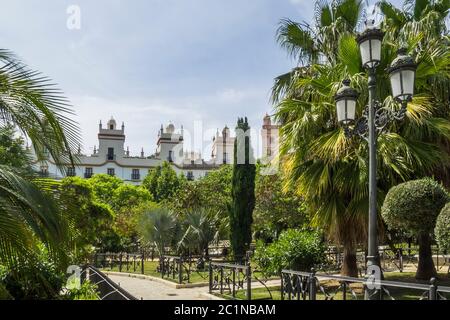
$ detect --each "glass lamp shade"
[356,22,384,69]
[388,48,417,102]
[335,80,359,125]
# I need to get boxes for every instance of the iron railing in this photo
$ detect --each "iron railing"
[209,262,251,300]
[81,265,138,300]
[94,253,145,274]
[323,247,449,274]
[281,269,450,300]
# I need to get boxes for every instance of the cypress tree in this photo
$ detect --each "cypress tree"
[229,117,256,261]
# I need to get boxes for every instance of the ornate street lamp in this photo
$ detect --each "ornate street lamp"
[356,21,384,69]
[388,48,417,104]
[335,79,359,125]
[335,21,416,300]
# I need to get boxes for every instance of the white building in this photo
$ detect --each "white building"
[34,114,277,184]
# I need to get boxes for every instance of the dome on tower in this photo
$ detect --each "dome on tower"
[263,113,271,126]
[107,117,117,130]
[166,123,175,134]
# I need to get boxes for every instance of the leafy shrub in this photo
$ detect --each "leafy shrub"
[253,229,326,276]
[64,281,100,300]
[0,259,65,300]
[436,203,450,250]
[381,178,449,234]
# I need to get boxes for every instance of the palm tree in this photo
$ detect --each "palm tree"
[273,1,450,276]
[177,208,220,257]
[273,0,366,102]
[0,49,80,271]
[137,208,179,257]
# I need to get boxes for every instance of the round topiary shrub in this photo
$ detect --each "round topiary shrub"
[381,178,449,280]
[435,203,450,251]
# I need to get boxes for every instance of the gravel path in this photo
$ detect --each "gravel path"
[108,274,221,300]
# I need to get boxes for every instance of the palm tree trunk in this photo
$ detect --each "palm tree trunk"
[416,233,437,280]
[340,245,359,277]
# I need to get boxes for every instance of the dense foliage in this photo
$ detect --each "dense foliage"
[381,178,449,234]
[169,165,232,218]
[435,203,450,250]
[143,162,186,202]
[254,229,326,276]
[382,178,449,279]
[254,167,309,242]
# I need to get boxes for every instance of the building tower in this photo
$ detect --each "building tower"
[156,122,184,163]
[211,125,235,165]
[97,117,126,161]
[261,113,279,161]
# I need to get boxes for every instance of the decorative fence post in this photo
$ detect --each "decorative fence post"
[246,266,252,300]
[280,273,284,300]
[141,253,145,275]
[398,248,403,272]
[178,258,183,284]
[429,278,438,300]
[309,268,317,300]
[220,267,224,295]
[208,261,213,294]
[119,253,123,272]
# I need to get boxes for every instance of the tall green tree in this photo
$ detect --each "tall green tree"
[59,177,115,259]
[229,117,256,261]
[272,0,450,276]
[254,166,309,242]
[143,162,185,202]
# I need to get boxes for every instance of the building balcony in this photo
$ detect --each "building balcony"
[131,174,141,180]
[106,154,116,161]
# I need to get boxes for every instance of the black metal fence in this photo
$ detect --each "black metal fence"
[281,269,450,300]
[209,262,251,300]
[80,265,138,300]
[93,253,145,274]
[324,247,449,275]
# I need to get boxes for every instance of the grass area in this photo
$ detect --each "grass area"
[100,260,210,284]
[228,272,450,301]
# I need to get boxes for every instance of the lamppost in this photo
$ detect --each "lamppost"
[334,21,417,299]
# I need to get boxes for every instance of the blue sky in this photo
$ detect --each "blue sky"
[0,0,404,158]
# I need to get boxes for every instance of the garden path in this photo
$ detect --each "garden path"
[108,274,221,300]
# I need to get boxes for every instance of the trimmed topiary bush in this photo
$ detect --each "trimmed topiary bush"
[435,203,450,251]
[253,229,326,276]
[381,178,449,280]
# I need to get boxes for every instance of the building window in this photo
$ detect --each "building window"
[107,168,115,176]
[168,150,173,162]
[186,171,194,181]
[67,167,76,177]
[84,168,93,178]
[131,169,140,180]
[223,152,227,164]
[110,124,114,130]
[107,148,115,161]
